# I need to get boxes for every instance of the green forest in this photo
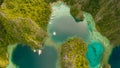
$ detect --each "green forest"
[61,38,88,68]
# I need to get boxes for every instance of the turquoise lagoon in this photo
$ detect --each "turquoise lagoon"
[86,41,104,68]
[10,1,105,68]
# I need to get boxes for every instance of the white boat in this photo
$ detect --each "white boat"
[38,50,42,55]
[33,50,36,52]
[53,32,56,36]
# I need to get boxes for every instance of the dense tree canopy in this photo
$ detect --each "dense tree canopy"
[0,0,51,30]
[61,38,88,68]
[0,0,51,67]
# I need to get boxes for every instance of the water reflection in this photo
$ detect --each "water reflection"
[47,2,90,43]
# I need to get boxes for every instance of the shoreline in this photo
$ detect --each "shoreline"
[7,44,18,68]
[45,37,61,68]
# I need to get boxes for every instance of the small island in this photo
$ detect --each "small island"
[61,38,88,68]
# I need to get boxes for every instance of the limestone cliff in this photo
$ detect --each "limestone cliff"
[81,0,120,45]
[61,38,88,68]
[64,0,120,45]
[0,46,8,68]
[0,0,51,67]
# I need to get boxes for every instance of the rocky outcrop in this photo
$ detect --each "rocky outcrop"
[81,0,120,45]
[64,0,120,45]
[103,64,111,68]
[0,12,47,49]
[0,47,8,68]
[0,0,4,5]
[0,0,51,49]
[61,38,88,68]
[0,0,51,67]
[0,0,51,31]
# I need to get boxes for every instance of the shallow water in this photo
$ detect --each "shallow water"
[86,41,104,67]
[7,44,18,68]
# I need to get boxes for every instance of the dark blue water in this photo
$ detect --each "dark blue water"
[109,46,120,68]
[86,40,104,67]
[12,44,58,68]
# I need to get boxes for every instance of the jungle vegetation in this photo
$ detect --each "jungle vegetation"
[44,0,57,4]
[0,0,51,49]
[64,0,120,45]
[0,0,51,31]
[70,4,84,22]
[0,0,51,67]
[81,0,120,45]
[61,38,88,68]
[0,46,8,68]
[0,0,4,5]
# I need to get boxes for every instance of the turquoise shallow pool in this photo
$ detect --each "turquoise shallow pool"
[86,41,104,67]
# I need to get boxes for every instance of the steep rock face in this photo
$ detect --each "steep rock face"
[0,0,4,5]
[96,0,120,45]
[82,0,120,45]
[103,64,111,68]
[0,0,51,51]
[0,0,51,31]
[0,0,51,67]
[0,12,47,67]
[0,12,47,49]
[64,0,120,45]
[0,47,8,68]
